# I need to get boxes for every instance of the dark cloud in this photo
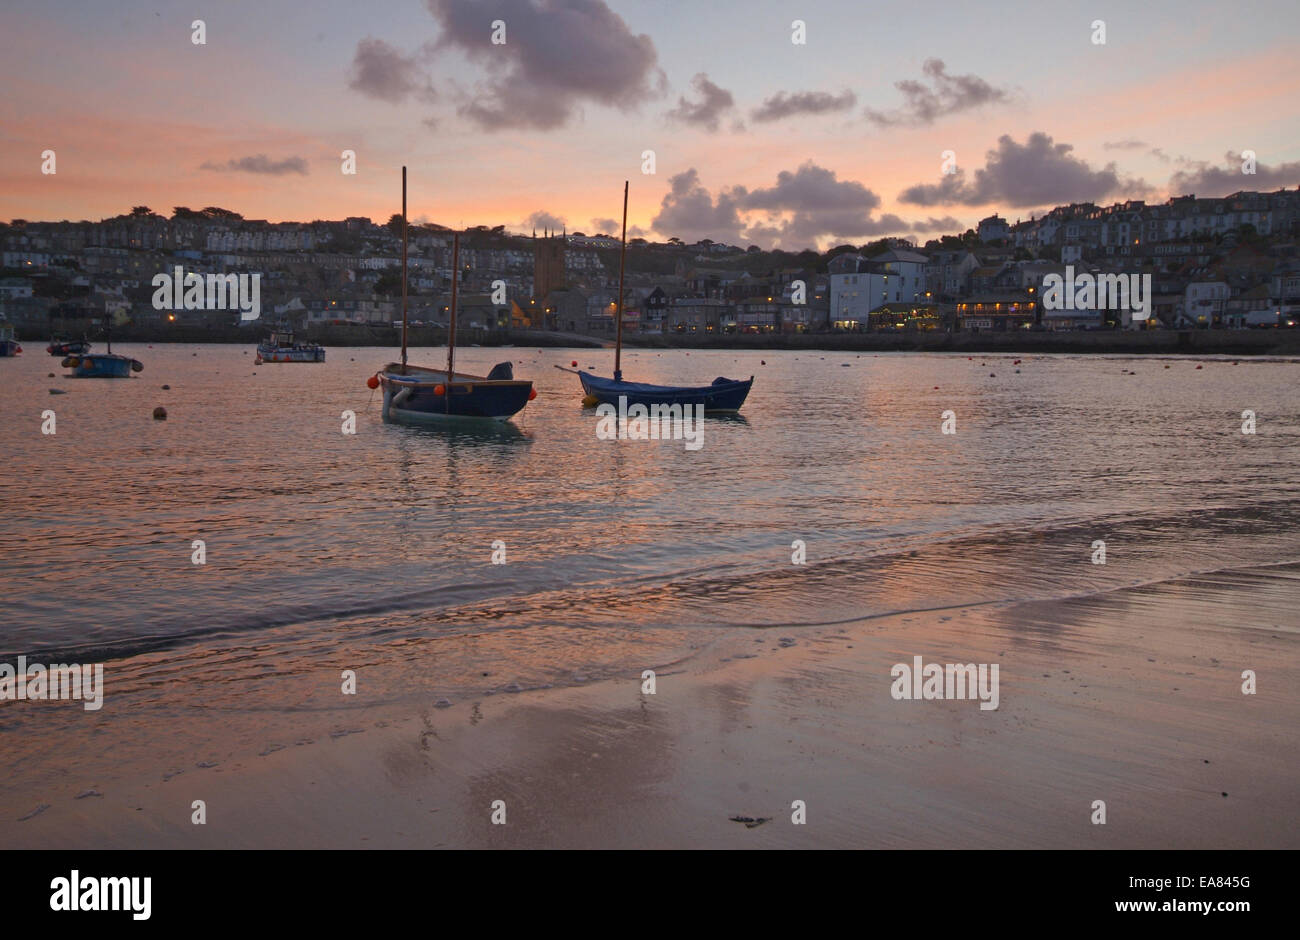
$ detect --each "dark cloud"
[199,155,309,176]
[650,169,745,244]
[1168,151,1300,197]
[653,163,915,249]
[897,132,1147,208]
[1103,139,1147,150]
[751,89,857,123]
[348,38,437,103]
[864,58,1011,127]
[911,216,962,233]
[666,73,735,132]
[426,0,663,131]
[741,162,880,214]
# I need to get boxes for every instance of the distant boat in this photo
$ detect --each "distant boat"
[47,336,90,356]
[369,167,535,424]
[256,326,324,363]
[0,315,21,357]
[62,317,140,377]
[557,181,752,414]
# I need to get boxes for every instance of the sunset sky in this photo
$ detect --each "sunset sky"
[3,0,1299,249]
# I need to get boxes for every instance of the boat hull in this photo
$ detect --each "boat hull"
[379,363,532,423]
[0,339,19,357]
[578,371,753,414]
[64,354,139,378]
[48,341,90,356]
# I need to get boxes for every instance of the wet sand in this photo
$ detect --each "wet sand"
[4,564,1297,849]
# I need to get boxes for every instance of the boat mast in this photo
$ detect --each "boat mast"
[447,231,460,413]
[614,180,628,381]
[401,166,409,374]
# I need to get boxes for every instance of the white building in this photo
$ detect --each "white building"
[1183,281,1230,326]
[829,250,929,328]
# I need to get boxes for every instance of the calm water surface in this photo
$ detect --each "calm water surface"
[2,344,1299,740]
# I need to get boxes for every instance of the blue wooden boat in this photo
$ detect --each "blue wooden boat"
[63,353,141,377]
[576,369,752,413]
[379,361,533,423]
[61,317,140,377]
[563,181,753,414]
[368,167,534,425]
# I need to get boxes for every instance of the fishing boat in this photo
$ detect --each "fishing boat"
[367,167,535,424]
[47,335,90,356]
[62,316,141,377]
[0,314,20,357]
[256,326,324,363]
[557,181,752,414]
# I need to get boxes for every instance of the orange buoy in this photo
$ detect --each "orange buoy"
[366,375,380,389]
[433,384,446,395]
[528,387,537,400]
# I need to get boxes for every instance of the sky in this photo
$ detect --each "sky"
[2,0,1299,250]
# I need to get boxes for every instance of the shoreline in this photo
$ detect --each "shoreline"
[5,563,1296,849]
[12,325,1300,355]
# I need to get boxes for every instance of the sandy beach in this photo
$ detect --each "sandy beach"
[6,562,1296,850]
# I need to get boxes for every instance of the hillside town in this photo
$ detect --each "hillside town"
[3,188,1299,338]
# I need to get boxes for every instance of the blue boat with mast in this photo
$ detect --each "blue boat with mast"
[368,166,535,424]
[61,314,141,378]
[556,181,753,413]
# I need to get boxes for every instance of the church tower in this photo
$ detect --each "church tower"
[533,228,567,312]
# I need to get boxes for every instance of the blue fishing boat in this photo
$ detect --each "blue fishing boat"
[368,167,535,424]
[62,317,140,377]
[559,181,753,414]
[0,315,20,356]
[256,326,324,363]
[63,353,140,377]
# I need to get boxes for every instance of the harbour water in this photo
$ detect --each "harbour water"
[2,344,1299,812]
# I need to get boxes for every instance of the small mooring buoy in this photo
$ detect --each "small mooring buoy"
[161,384,170,390]
[153,406,167,420]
